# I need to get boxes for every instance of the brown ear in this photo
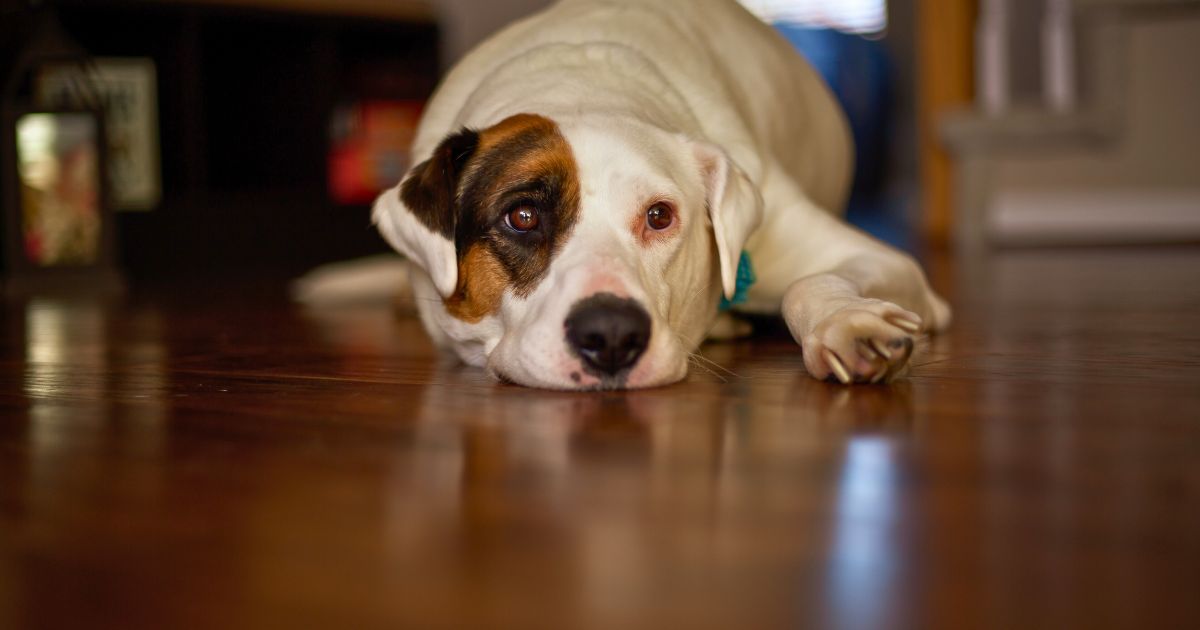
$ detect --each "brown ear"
[374,128,479,298]
[399,128,480,240]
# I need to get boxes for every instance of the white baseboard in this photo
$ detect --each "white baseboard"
[988,189,1200,244]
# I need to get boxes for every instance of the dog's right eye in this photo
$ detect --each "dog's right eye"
[505,206,540,232]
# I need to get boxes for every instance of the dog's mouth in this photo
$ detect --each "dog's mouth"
[563,368,632,391]
[585,374,633,391]
[491,367,630,391]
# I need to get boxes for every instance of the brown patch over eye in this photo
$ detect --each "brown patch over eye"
[646,204,673,230]
[439,113,581,322]
[506,206,539,232]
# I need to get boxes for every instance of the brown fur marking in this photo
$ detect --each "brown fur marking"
[443,113,581,321]
[475,113,559,153]
[445,245,509,323]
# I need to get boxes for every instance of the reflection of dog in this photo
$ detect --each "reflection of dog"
[372,0,951,390]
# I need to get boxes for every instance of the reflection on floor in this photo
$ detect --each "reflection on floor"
[2,248,1198,629]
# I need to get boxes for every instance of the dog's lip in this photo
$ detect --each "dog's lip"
[491,368,681,391]
[489,365,636,391]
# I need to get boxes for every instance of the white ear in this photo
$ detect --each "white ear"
[693,142,764,300]
[372,128,480,299]
[372,187,458,298]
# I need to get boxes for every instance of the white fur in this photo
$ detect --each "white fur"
[373,0,951,388]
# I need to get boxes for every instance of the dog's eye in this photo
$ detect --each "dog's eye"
[646,203,673,231]
[505,206,539,232]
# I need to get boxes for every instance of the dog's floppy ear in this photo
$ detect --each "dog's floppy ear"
[373,129,479,298]
[693,142,764,300]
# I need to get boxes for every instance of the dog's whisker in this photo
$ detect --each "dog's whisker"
[690,363,724,383]
[687,354,727,383]
[671,329,700,350]
[675,332,732,382]
[690,351,739,378]
[681,281,712,312]
[910,356,951,369]
[667,326,739,380]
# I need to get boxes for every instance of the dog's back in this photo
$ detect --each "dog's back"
[414,0,852,213]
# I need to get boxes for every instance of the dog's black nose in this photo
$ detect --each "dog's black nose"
[565,293,652,376]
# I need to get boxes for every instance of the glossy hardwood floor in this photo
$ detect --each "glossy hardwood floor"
[2,248,1198,630]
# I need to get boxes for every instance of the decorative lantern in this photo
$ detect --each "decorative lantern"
[1,3,122,295]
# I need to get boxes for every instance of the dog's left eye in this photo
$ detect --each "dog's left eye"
[646,203,673,230]
[505,206,540,232]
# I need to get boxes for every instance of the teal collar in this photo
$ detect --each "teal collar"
[718,251,756,311]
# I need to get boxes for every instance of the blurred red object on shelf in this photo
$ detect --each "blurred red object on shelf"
[328,100,423,205]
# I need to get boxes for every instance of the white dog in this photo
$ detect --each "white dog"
[371,0,951,390]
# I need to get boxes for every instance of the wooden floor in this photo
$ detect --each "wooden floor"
[2,248,1198,630]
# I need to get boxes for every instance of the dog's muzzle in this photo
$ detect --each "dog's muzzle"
[564,293,651,377]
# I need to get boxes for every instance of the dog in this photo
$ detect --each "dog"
[371,0,951,390]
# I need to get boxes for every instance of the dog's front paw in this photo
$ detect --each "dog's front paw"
[799,300,921,384]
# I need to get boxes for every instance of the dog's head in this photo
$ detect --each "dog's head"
[375,113,762,389]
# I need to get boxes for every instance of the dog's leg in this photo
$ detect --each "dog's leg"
[752,181,950,384]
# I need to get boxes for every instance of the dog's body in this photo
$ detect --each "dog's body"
[373,0,951,389]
